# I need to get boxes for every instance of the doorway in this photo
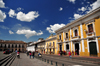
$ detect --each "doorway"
[89,42,97,56]
[75,43,79,55]
[60,44,62,51]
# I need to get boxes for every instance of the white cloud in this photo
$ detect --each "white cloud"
[16,11,39,22]
[9,30,14,34]
[78,0,100,14]
[59,7,63,11]
[17,7,23,11]
[68,0,75,4]
[78,7,86,12]
[0,0,5,8]
[91,0,100,10]
[0,25,9,29]
[16,29,43,38]
[8,9,16,18]
[46,24,65,33]
[74,14,83,19]
[0,10,6,22]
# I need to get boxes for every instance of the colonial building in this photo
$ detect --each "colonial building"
[45,34,57,54]
[0,40,27,52]
[26,42,35,52]
[55,6,100,57]
[36,38,45,54]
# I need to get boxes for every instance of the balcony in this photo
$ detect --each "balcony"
[65,38,69,41]
[57,39,62,42]
[72,36,80,39]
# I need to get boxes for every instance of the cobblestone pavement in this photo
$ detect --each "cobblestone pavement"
[11,53,55,66]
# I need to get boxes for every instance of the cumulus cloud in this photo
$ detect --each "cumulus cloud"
[0,10,6,22]
[59,7,63,11]
[46,24,65,33]
[9,30,14,34]
[78,7,86,12]
[16,11,39,22]
[16,29,43,38]
[8,9,16,18]
[0,0,5,8]
[0,25,9,29]
[74,14,83,19]
[67,0,75,4]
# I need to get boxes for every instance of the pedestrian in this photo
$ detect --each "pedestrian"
[75,49,77,55]
[32,51,35,59]
[72,51,74,56]
[27,51,29,56]
[64,50,66,55]
[60,50,62,56]
[68,51,71,59]
[29,52,31,59]
[17,51,20,58]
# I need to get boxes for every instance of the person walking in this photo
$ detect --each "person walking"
[32,51,35,59]
[68,51,71,59]
[60,50,62,56]
[17,51,20,58]
[29,52,31,59]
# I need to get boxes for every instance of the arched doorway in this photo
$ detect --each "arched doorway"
[89,42,97,56]
[75,43,79,55]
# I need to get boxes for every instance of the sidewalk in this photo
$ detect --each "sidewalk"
[46,54,100,59]
[11,53,54,66]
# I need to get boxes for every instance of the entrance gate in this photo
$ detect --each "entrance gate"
[75,43,79,55]
[89,42,97,56]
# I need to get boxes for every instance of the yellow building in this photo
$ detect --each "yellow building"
[55,6,100,57]
[45,34,57,54]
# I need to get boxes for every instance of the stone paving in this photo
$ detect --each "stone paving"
[0,51,9,59]
[11,53,55,66]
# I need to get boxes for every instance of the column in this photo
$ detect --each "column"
[70,28,72,51]
[80,24,85,52]
[63,32,66,51]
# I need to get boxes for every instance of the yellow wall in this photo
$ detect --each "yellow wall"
[45,35,57,54]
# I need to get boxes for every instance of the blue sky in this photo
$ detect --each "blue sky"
[0,0,100,42]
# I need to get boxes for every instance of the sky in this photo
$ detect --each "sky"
[0,0,100,42]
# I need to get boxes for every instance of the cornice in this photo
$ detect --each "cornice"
[55,6,100,33]
[45,37,56,41]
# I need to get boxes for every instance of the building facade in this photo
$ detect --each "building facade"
[45,34,58,54]
[26,42,35,52]
[0,40,27,52]
[36,38,45,54]
[55,7,100,57]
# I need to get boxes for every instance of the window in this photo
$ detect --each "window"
[59,35,61,40]
[19,45,20,48]
[22,45,24,48]
[49,43,51,46]
[88,24,93,33]
[12,44,14,48]
[8,44,10,48]
[15,44,17,48]
[66,33,68,38]
[74,29,78,36]
[4,44,6,48]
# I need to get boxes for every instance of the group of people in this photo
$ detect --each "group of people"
[59,50,74,59]
[27,51,35,59]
